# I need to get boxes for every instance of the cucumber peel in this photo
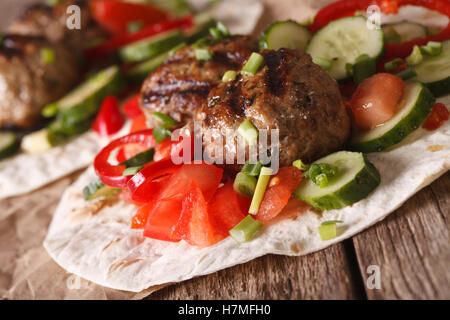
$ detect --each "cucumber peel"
[0,131,19,160]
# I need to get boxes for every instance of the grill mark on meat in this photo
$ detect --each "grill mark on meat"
[263,49,289,96]
[228,81,246,116]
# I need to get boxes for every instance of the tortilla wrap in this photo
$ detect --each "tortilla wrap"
[44,6,450,293]
[0,0,262,200]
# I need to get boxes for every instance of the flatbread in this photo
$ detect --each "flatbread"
[44,6,450,293]
[0,0,262,200]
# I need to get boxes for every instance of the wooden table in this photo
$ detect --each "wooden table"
[147,172,449,300]
[1,0,448,300]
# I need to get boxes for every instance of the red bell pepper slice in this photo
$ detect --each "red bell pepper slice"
[115,114,150,162]
[92,96,125,137]
[85,16,193,58]
[90,0,170,36]
[171,181,226,247]
[310,0,450,60]
[94,129,156,188]
[254,167,303,222]
[208,181,250,236]
[122,93,143,119]
[423,103,449,131]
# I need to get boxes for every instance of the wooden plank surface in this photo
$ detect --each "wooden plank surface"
[353,172,450,300]
[149,241,365,300]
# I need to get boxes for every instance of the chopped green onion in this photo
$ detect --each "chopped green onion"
[120,148,154,168]
[305,163,337,187]
[318,220,343,241]
[249,167,273,215]
[238,119,258,146]
[406,45,423,66]
[241,161,262,176]
[152,112,177,129]
[229,215,263,243]
[420,41,443,56]
[292,159,309,171]
[312,57,332,70]
[384,58,403,71]
[396,67,417,80]
[195,48,213,61]
[40,47,55,65]
[42,102,59,118]
[241,52,264,76]
[233,172,257,198]
[169,42,187,56]
[315,173,328,188]
[123,166,144,176]
[352,54,376,85]
[209,22,229,40]
[222,70,237,82]
[384,26,402,44]
[153,126,172,143]
[127,21,144,33]
[216,22,230,37]
[209,28,223,40]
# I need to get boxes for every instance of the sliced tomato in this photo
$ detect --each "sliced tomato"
[423,103,449,131]
[130,114,149,133]
[122,93,143,119]
[92,96,125,137]
[90,0,170,35]
[350,73,405,130]
[255,166,303,222]
[131,202,155,229]
[172,181,225,247]
[208,182,250,236]
[143,163,223,242]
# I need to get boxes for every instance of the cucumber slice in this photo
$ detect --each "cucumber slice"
[83,178,121,201]
[259,20,311,51]
[47,118,92,145]
[21,128,54,154]
[126,51,170,83]
[351,82,435,153]
[46,66,123,125]
[306,16,384,80]
[119,29,184,63]
[412,40,450,97]
[0,131,19,160]
[383,21,428,44]
[294,151,380,210]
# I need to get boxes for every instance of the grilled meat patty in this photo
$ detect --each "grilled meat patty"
[0,35,79,128]
[8,0,105,51]
[140,36,258,123]
[194,48,351,172]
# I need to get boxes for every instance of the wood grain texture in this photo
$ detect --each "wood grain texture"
[148,241,365,300]
[353,172,450,300]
